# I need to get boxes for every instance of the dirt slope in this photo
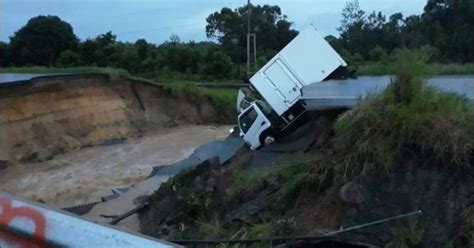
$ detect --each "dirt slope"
[0,75,228,162]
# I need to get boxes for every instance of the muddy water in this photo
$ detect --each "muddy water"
[0,125,231,207]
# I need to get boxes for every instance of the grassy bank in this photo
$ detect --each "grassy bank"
[160,79,238,120]
[129,76,238,122]
[0,66,130,80]
[337,50,474,172]
[356,63,474,76]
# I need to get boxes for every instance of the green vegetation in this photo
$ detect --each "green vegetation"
[206,4,297,63]
[331,0,474,64]
[3,0,473,80]
[6,15,78,67]
[248,218,295,238]
[0,66,129,80]
[196,215,226,239]
[1,4,298,80]
[226,156,343,204]
[152,156,342,241]
[446,205,474,247]
[158,80,238,118]
[386,224,424,248]
[335,49,474,172]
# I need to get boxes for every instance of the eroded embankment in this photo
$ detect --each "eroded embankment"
[139,119,474,247]
[0,75,231,162]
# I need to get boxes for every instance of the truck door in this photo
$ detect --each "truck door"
[262,58,302,106]
[238,104,271,149]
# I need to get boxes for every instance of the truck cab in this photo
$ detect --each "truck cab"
[237,26,347,149]
[238,102,271,149]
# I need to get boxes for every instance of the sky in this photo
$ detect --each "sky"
[1,0,427,44]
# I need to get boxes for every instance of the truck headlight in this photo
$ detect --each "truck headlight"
[229,128,235,134]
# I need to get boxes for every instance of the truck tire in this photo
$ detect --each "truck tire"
[259,131,275,147]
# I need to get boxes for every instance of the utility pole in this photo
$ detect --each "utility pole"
[246,0,256,79]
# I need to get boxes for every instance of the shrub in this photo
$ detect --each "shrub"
[335,49,474,172]
[386,224,424,248]
[57,50,82,67]
[201,50,234,79]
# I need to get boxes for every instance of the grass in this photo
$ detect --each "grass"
[248,218,296,238]
[446,204,474,247]
[226,156,344,204]
[0,66,130,80]
[196,215,226,240]
[356,63,474,76]
[386,224,424,248]
[128,76,238,122]
[159,79,238,120]
[335,49,474,172]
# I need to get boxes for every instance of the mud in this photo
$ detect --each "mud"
[0,125,231,207]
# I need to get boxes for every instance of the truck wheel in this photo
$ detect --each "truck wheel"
[259,131,275,147]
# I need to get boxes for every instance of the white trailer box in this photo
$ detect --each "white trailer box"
[249,26,347,116]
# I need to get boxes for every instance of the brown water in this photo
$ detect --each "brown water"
[0,125,231,207]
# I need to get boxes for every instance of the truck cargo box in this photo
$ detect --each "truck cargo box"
[249,26,347,116]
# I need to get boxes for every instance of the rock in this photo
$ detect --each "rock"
[339,182,366,205]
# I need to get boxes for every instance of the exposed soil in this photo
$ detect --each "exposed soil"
[0,75,231,163]
[0,74,234,208]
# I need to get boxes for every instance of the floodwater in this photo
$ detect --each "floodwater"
[303,75,474,99]
[0,125,232,207]
[0,73,69,84]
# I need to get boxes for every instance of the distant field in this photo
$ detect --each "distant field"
[356,63,474,76]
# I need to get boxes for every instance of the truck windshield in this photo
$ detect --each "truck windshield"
[239,107,258,134]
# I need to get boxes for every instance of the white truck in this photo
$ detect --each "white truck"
[237,26,348,149]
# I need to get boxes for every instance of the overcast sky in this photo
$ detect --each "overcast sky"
[1,0,427,44]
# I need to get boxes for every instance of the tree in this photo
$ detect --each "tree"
[134,39,150,60]
[0,42,8,66]
[338,0,365,32]
[421,0,474,61]
[205,4,298,62]
[57,50,82,67]
[8,15,79,66]
[93,31,118,66]
[168,34,181,44]
[201,50,234,79]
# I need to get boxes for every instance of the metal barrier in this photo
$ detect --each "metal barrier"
[0,192,180,248]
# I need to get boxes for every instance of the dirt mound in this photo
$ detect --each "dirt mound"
[0,75,229,162]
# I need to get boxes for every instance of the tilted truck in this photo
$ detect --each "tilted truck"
[237,26,474,149]
[236,26,348,149]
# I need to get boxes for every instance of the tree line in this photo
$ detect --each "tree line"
[0,5,296,80]
[330,0,474,64]
[0,0,472,79]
